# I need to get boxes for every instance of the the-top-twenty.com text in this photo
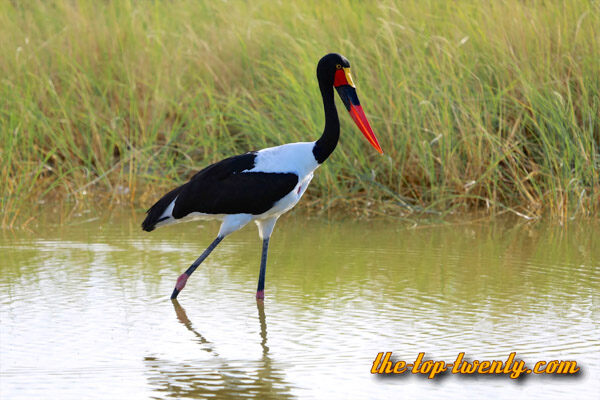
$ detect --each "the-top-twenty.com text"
[371,352,580,379]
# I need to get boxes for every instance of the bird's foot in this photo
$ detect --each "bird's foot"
[256,290,265,300]
[171,273,189,299]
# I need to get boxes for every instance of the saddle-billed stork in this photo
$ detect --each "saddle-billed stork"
[142,53,383,300]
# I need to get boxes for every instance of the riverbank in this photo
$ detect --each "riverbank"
[2,0,598,227]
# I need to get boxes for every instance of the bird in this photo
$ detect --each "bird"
[142,53,383,300]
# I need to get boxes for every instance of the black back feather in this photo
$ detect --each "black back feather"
[141,151,299,231]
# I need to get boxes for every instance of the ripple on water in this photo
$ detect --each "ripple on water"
[1,218,599,399]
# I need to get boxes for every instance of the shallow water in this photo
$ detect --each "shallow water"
[1,215,598,399]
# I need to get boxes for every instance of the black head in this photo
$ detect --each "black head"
[317,53,351,87]
[315,53,383,154]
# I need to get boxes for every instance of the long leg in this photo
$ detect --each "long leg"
[171,236,223,299]
[255,217,277,300]
[256,237,270,299]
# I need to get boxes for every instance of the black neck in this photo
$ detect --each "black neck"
[312,83,339,164]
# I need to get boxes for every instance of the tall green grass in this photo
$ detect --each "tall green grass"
[1,0,598,227]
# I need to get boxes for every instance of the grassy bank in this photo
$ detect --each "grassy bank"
[1,0,599,227]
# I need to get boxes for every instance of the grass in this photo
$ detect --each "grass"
[1,0,598,227]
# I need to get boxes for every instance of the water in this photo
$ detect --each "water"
[1,214,598,399]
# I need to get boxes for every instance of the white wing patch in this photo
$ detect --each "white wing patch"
[159,196,177,220]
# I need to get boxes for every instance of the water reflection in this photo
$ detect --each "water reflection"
[1,216,598,399]
[256,301,269,356]
[143,300,293,399]
[171,300,217,354]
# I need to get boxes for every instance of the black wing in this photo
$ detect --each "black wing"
[142,152,298,231]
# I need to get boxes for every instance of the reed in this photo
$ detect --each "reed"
[1,0,598,227]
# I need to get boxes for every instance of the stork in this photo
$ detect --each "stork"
[142,53,383,300]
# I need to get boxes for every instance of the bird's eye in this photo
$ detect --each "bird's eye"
[336,64,342,69]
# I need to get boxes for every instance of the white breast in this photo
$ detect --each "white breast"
[256,172,314,219]
[244,142,319,178]
[245,142,319,220]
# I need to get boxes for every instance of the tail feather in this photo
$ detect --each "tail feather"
[142,185,184,232]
